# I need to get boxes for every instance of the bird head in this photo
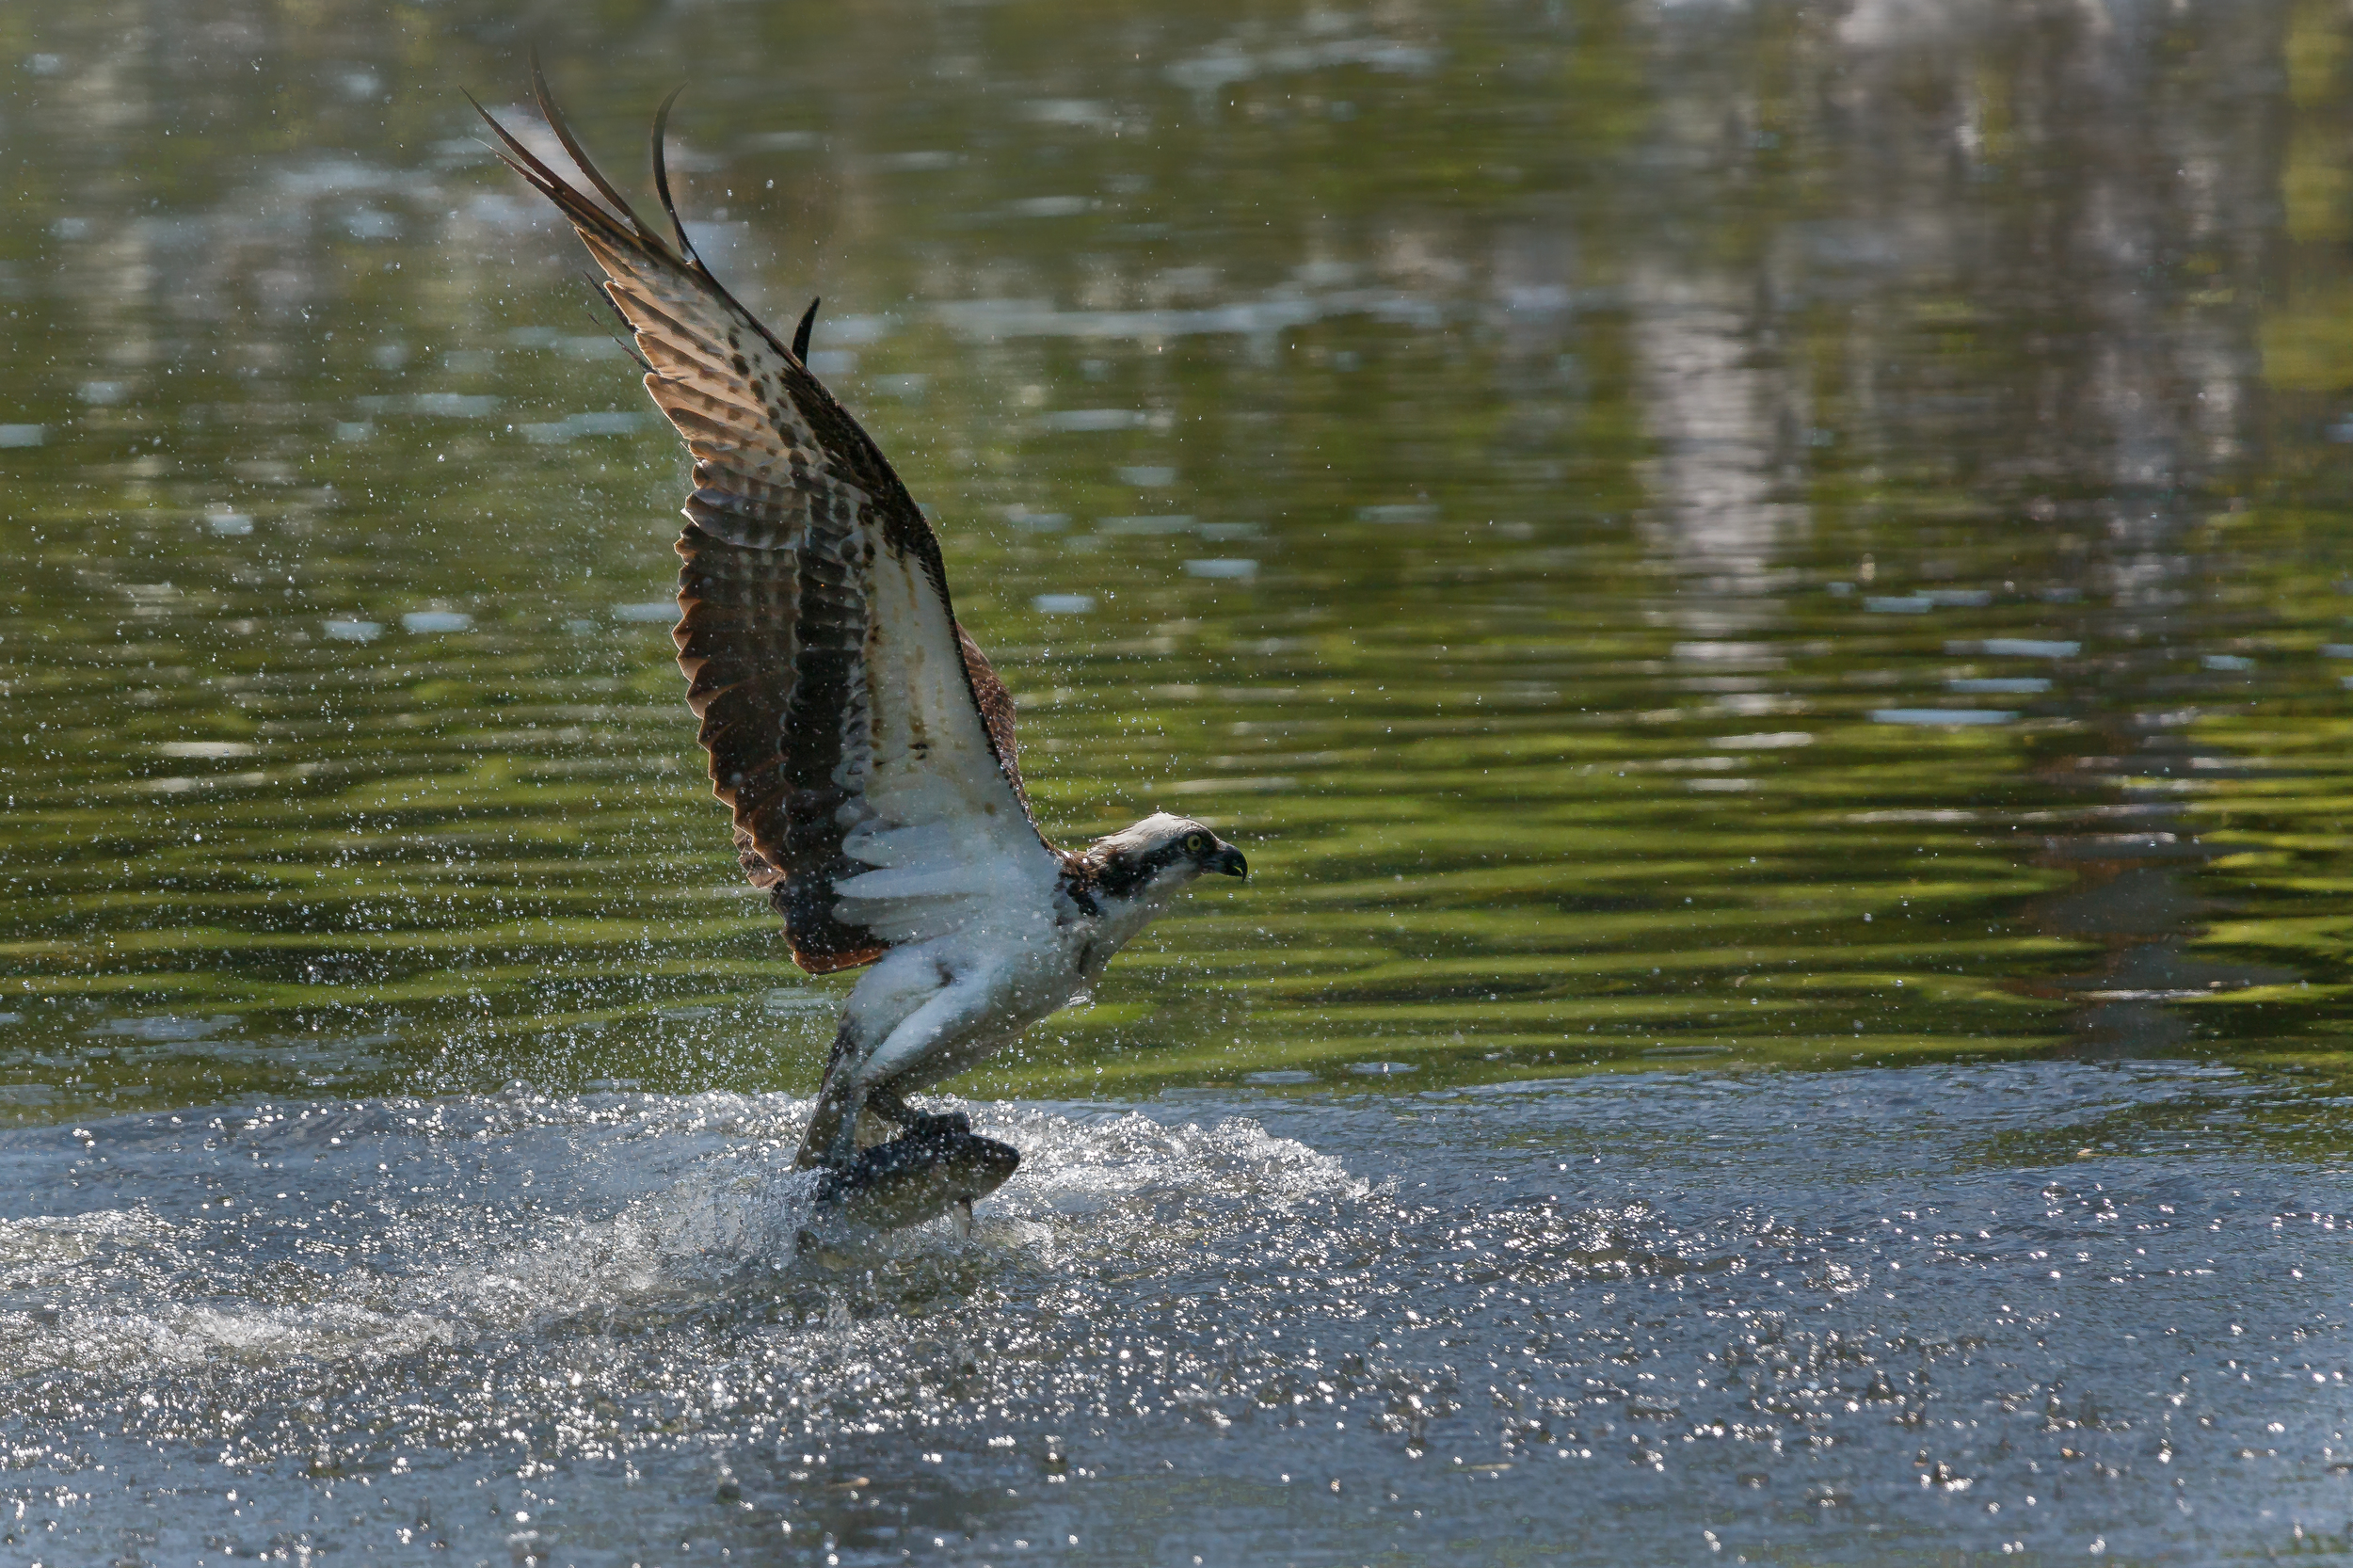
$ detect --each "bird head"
[1080,812,1247,900]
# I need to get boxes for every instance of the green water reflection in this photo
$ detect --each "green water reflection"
[6,0,2353,1119]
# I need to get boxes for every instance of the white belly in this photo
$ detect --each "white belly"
[840,920,1092,1096]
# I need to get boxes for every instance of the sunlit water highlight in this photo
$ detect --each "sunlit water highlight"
[4,1068,2345,1563]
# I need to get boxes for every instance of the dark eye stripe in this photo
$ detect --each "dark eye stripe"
[1090,837,1194,899]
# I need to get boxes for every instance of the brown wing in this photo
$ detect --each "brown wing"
[475,69,1055,974]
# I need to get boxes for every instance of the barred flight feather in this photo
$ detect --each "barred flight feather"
[472,66,1054,975]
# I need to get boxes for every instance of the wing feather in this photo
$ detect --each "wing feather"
[476,70,1061,973]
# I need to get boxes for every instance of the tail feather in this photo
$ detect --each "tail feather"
[792,1015,863,1170]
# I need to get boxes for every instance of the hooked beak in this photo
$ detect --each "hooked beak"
[1210,844,1248,880]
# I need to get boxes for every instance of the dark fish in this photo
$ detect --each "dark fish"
[802,1113,1019,1244]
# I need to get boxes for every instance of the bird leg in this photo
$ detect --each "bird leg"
[812,976,1000,1170]
[793,1021,971,1167]
[794,971,1017,1237]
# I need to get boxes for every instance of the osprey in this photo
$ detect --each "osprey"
[474,72,1247,1229]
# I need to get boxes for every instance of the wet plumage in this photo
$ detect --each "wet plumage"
[473,69,1246,1194]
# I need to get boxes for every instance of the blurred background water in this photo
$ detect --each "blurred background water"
[3,1,2353,1564]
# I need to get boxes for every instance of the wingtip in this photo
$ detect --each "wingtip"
[525,44,552,116]
[464,82,555,189]
[649,83,696,260]
[520,49,657,248]
[457,85,502,147]
[792,296,821,363]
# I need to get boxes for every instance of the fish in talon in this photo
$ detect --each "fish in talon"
[808,1119,1020,1236]
[475,61,1254,1231]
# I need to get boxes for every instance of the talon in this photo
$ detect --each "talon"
[949,1197,974,1240]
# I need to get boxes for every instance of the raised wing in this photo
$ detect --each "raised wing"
[476,71,1061,972]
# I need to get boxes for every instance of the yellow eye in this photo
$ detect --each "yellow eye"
[1184,833,1209,855]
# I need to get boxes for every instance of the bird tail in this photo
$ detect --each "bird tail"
[792,1015,862,1170]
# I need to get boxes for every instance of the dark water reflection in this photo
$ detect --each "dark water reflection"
[5,0,2353,1561]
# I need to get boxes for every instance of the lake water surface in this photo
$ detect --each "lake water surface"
[4,1,2352,1563]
